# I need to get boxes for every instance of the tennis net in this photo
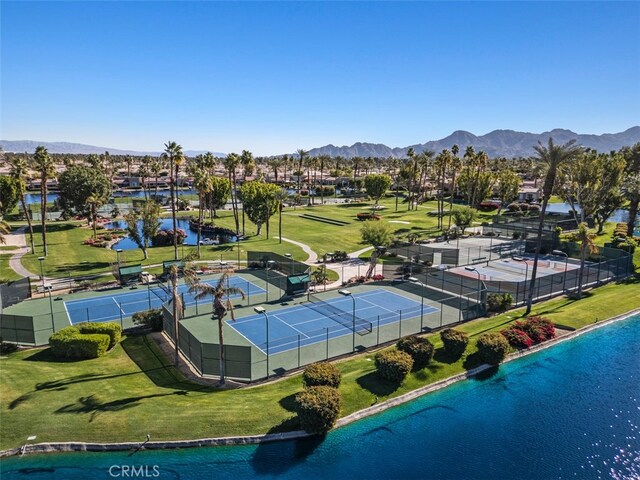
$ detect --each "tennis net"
[307,293,373,335]
[490,261,527,276]
[150,282,171,302]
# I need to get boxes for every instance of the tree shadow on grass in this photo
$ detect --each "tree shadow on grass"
[121,335,212,393]
[433,347,464,365]
[412,362,444,381]
[51,261,112,275]
[54,391,188,422]
[278,393,298,413]
[356,371,400,397]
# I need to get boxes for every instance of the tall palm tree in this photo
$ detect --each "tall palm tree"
[273,188,289,244]
[9,156,36,253]
[187,273,245,385]
[167,262,193,367]
[163,141,184,261]
[296,149,308,195]
[406,148,417,210]
[32,146,56,256]
[223,153,241,235]
[150,155,165,199]
[448,144,461,229]
[525,138,582,314]
[192,168,212,258]
[434,150,452,229]
[318,155,329,204]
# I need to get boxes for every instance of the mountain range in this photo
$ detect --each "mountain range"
[0,140,223,158]
[306,127,640,158]
[2,127,639,159]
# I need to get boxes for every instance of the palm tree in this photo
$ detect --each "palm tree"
[448,144,461,229]
[187,273,246,385]
[9,156,36,253]
[163,141,185,261]
[525,138,582,314]
[405,148,416,210]
[32,146,56,256]
[150,155,165,199]
[273,188,289,244]
[192,168,212,258]
[223,153,241,235]
[296,149,308,195]
[434,150,452,229]
[318,155,329,204]
[621,173,640,238]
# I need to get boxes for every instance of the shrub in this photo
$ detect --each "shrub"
[501,328,533,349]
[302,362,342,388]
[396,335,434,369]
[371,274,385,281]
[511,316,556,344]
[374,350,414,383]
[476,332,510,365]
[486,293,513,312]
[357,212,381,221]
[132,309,164,332]
[332,250,349,262]
[440,328,469,357]
[76,322,122,349]
[295,386,342,434]
[49,326,110,360]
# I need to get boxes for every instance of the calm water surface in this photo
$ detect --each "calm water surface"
[2,315,639,480]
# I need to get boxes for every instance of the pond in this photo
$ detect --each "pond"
[105,218,237,250]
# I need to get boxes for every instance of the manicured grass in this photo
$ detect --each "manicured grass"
[0,254,23,282]
[2,278,638,450]
[16,222,306,279]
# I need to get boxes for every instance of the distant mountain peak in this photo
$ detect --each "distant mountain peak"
[306,127,639,159]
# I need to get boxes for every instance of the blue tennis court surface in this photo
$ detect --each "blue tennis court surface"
[230,289,438,355]
[64,276,265,324]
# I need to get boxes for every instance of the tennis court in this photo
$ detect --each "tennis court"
[64,276,265,324]
[450,254,578,282]
[230,288,437,355]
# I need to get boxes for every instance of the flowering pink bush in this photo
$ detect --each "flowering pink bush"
[502,316,556,349]
[372,274,385,281]
[501,328,533,349]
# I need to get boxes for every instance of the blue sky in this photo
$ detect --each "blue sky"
[2,1,639,155]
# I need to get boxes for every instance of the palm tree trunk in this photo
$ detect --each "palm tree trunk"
[279,205,283,244]
[320,165,324,204]
[525,197,550,314]
[197,196,203,258]
[395,178,399,212]
[20,195,35,254]
[170,159,178,261]
[231,171,240,235]
[448,174,457,229]
[41,180,47,256]
[218,316,226,385]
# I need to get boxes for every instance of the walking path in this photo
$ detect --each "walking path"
[3,227,39,279]
[278,237,318,264]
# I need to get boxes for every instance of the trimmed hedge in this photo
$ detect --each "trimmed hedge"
[295,386,342,434]
[49,322,121,359]
[75,322,122,349]
[501,316,556,348]
[487,293,513,312]
[374,350,414,383]
[132,309,164,332]
[396,335,434,369]
[302,362,342,388]
[476,332,510,365]
[49,326,110,359]
[440,328,469,357]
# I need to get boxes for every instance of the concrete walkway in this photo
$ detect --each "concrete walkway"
[3,227,39,279]
[278,237,318,264]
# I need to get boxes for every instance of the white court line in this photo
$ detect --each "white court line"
[272,314,310,339]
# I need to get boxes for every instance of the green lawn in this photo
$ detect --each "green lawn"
[0,254,23,282]
[2,277,638,450]
[16,222,306,279]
